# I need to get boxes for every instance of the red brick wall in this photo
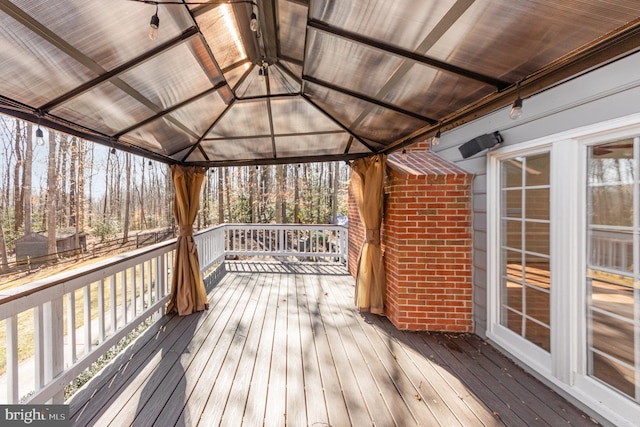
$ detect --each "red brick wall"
[348,156,473,332]
[384,169,473,331]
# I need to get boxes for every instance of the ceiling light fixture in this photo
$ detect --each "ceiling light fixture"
[510,82,523,120]
[149,4,160,40]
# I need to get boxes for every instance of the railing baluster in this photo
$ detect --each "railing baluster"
[84,285,92,354]
[139,263,145,312]
[147,260,153,310]
[43,297,64,403]
[110,275,117,335]
[6,315,18,403]
[66,292,77,364]
[98,279,105,343]
[131,266,137,319]
[121,270,128,326]
[155,255,162,319]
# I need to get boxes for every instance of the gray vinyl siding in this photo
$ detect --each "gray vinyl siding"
[432,51,640,337]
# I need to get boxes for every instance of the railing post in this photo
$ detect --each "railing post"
[279,228,284,254]
[44,297,64,403]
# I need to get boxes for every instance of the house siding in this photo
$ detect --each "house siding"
[430,51,640,338]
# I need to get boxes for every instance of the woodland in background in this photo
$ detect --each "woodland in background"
[0,116,350,269]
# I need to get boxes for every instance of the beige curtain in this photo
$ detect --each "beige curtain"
[351,154,386,314]
[166,165,209,316]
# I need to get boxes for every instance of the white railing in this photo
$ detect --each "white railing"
[225,224,348,262]
[0,224,344,404]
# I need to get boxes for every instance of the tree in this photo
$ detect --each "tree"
[217,167,224,223]
[13,119,23,232]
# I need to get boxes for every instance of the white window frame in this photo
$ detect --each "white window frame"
[487,113,640,427]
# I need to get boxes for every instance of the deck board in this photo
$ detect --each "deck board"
[68,261,595,427]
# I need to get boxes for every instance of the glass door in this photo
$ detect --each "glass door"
[500,153,551,351]
[586,138,640,401]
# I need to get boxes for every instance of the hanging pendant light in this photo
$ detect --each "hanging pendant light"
[149,5,160,40]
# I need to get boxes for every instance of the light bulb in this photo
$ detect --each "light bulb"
[35,127,45,146]
[250,13,258,32]
[149,11,160,40]
[510,97,523,120]
[431,130,441,146]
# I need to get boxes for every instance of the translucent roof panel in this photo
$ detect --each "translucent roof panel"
[119,38,223,110]
[167,90,228,137]
[305,30,404,100]
[381,62,494,119]
[353,105,430,144]
[276,134,350,158]
[201,137,274,161]
[270,97,342,134]
[309,0,457,52]
[426,0,640,82]
[196,4,248,70]
[303,82,371,130]
[206,100,271,138]
[0,10,98,106]
[10,0,194,71]
[225,62,252,90]
[1,1,639,166]
[277,0,308,62]
[120,116,197,155]
[50,81,155,135]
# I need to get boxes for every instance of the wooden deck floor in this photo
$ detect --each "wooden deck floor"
[68,261,596,427]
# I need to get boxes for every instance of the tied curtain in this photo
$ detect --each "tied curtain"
[166,165,209,316]
[351,154,386,314]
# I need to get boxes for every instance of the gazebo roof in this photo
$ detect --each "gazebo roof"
[1,0,639,166]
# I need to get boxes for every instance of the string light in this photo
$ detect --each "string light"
[510,82,523,120]
[250,11,258,32]
[431,129,441,146]
[149,4,159,40]
[35,126,45,146]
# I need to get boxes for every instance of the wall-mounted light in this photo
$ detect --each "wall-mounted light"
[149,5,160,40]
[110,147,116,155]
[401,148,408,161]
[458,131,503,159]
